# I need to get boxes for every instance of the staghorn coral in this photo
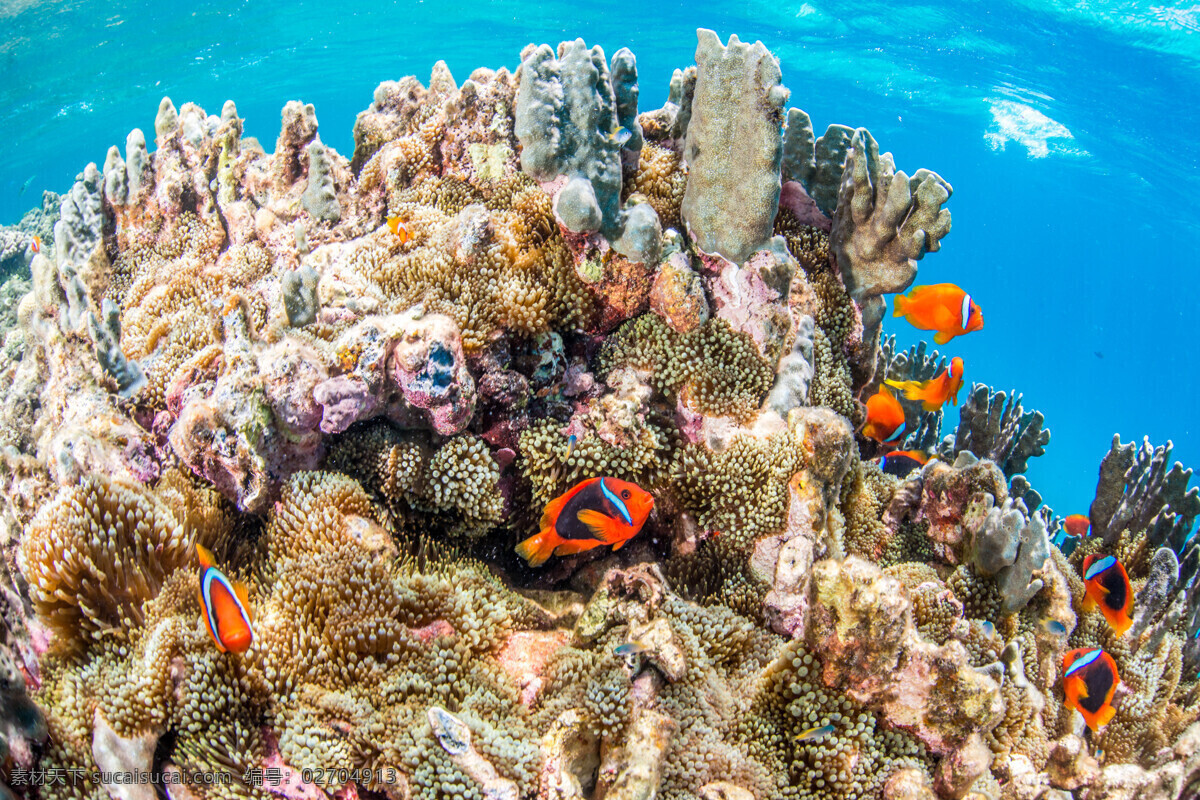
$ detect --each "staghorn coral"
[1088,434,1200,551]
[965,494,1051,614]
[515,38,660,264]
[781,109,854,217]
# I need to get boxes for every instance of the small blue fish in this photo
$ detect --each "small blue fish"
[1040,618,1067,636]
[981,621,995,640]
[794,724,835,743]
[566,434,577,458]
[614,641,647,657]
[19,175,35,195]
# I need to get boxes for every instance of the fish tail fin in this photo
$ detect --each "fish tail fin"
[892,295,908,317]
[516,528,560,567]
[1093,703,1117,729]
[933,330,954,345]
[1111,611,1133,637]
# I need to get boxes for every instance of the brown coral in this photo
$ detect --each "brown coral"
[18,474,192,649]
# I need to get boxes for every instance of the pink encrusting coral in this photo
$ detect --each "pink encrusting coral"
[0,26,1197,800]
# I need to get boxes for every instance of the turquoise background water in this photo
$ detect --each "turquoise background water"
[1,0,1198,523]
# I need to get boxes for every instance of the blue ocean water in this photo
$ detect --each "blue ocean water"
[1,0,1197,519]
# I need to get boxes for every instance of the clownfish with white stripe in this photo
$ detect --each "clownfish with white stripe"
[1061,647,1120,730]
[892,284,984,345]
[861,386,907,447]
[515,477,654,567]
[196,544,255,653]
[1082,554,1134,636]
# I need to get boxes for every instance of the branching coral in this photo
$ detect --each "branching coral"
[829,129,952,336]
[515,38,661,263]
[1088,434,1199,551]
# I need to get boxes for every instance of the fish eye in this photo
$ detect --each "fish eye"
[621,489,631,499]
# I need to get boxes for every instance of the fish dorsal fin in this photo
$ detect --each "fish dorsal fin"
[234,580,254,622]
[541,478,600,530]
[576,509,622,544]
[196,543,217,569]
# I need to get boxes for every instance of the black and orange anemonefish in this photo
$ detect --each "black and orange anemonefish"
[515,477,654,567]
[1082,554,1134,637]
[196,544,255,653]
[1061,647,1121,730]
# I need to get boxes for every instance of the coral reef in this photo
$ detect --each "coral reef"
[0,28,1195,800]
[828,130,952,337]
[681,30,789,264]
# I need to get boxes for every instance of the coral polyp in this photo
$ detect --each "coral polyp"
[0,27,1196,800]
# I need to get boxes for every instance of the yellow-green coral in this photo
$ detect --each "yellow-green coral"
[600,314,774,423]
[841,460,895,561]
[18,474,193,648]
[324,425,503,539]
[671,434,801,550]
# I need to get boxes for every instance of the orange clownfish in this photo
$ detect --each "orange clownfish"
[30,235,41,254]
[1061,647,1120,730]
[861,386,907,446]
[893,284,984,345]
[516,477,654,567]
[386,215,411,244]
[884,356,965,412]
[1064,514,1090,538]
[1081,554,1134,636]
[196,544,255,653]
